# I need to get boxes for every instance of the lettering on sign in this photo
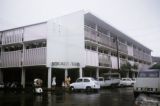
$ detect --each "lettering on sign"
[51,62,80,67]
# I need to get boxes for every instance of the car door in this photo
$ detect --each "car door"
[75,78,83,89]
[83,79,91,89]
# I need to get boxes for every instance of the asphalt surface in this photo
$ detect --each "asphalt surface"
[0,87,160,106]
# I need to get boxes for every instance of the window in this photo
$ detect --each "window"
[84,79,90,82]
[138,71,159,78]
[76,79,83,82]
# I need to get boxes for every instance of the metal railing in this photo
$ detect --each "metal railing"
[98,53,112,67]
[23,47,46,66]
[1,50,22,67]
[2,28,23,45]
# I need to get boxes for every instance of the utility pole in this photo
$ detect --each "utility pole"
[115,36,120,70]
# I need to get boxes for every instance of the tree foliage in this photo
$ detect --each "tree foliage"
[150,63,160,69]
[120,62,138,71]
[120,62,132,71]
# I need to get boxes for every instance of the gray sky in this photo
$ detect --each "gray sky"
[0,0,160,56]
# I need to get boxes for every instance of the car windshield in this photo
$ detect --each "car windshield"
[91,78,96,81]
[138,71,159,78]
[76,79,83,82]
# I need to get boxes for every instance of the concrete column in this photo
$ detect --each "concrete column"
[79,67,83,78]
[21,68,25,88]
[0,69,3,83]
[132,72,135,78]
[48,67,52,88]
[65,69,68,78]
[96,68,99,78]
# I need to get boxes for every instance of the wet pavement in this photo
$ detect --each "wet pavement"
[0,87,160,106]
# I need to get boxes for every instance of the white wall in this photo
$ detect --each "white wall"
[24,23,47,41]
[127,45,133,56]
[47,11,85,68]
[85,50,98,66]
[111,56,118,69]
[138,63,150,71]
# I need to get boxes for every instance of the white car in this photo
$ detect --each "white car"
[0,82,4,88]
[119,78,136,86]
[96,77,120,87]
[70,77,100,92]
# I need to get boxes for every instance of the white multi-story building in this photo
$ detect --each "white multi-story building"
[0,11,152,88]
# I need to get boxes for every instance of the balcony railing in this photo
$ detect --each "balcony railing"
[120,58,127,67]
[84,26,97,42]
[23,47,46,66]
[98,53,112,67]
[118,42,128,54]
[110,38,117,49]
[1,50,22,67]
[2,28,23,45]
[97,32,111,47]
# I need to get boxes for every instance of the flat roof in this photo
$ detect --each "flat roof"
[0,21,47,32]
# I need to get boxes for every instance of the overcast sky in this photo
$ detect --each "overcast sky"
[0,0,160,56]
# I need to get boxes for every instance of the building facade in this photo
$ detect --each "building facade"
[0,11,152,88]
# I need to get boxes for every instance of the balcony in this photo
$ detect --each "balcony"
[2,28,23,45]
[110,39,117,49]
[84,26,97,42]
[120,58,127,67]
[97,32,111,47]
[133,48,139,59]
[98,53,112,67]
[85,50,99,66]
[1,50,22,67]
[23,47,46,66]
[118,42,128,54]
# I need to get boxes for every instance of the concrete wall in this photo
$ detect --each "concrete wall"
[24,23,47,41]
[47,11,85,68]
[85,50,98,66]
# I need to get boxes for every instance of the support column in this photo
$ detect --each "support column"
[48,67,52,88]
[96,68,99,78]
[21,68,25,88]
[132,72,135,78]
[79,67,83,78]
[65,69,68,78]
[0,69,3,83]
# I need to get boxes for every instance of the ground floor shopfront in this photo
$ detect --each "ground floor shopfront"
[0,66,137,88]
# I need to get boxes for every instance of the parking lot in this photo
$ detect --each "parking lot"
[0,87,159,106]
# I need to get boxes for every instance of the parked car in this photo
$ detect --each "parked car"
[0,82,4,88]
[96,77,120,87]
[134,69,160,97]
[119,78,136,86]
[70,77,100,92]
[98,73,121,87]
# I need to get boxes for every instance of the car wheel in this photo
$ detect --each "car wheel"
[133,92,139,98]
[69,86,74,92]
[86,86,92,92]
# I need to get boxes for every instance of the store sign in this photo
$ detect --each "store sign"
[51,62,80,68]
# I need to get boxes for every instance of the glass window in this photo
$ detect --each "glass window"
[84,79,90,82]
[138,71,159,78]
[76,79,83,82]
[99,78,103,81]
